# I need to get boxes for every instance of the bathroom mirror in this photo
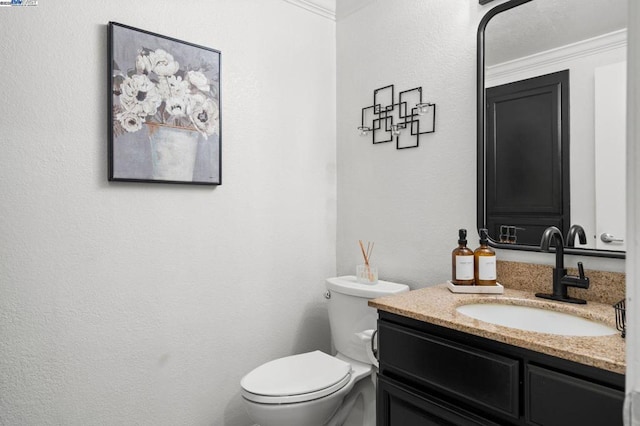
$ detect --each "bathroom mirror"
[477,0,627,258]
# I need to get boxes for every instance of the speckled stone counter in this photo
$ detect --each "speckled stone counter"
[369,284,625,374]
[496,261,626,305]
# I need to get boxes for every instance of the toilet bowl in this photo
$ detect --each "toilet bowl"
[240,276,409,426]
[241,351,373,426]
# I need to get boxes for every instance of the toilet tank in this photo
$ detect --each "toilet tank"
[325,276,409,364]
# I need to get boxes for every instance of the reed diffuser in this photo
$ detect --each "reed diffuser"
[357,240,377,284]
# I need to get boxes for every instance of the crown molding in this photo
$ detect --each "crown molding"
[282,0,336,20]
[487,29,627,82]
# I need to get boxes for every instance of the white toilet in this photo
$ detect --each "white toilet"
[240,276,409,426]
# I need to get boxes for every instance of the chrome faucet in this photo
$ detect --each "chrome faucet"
[535,226,590,304]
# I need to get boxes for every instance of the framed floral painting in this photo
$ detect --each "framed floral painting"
[108,22,221,185]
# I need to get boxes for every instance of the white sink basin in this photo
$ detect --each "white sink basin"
[456,303,617,336]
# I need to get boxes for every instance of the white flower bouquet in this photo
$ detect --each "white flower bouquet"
[112,48,219,138]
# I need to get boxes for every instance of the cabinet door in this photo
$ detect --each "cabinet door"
[379,321,520,419]
[526,364,624,426]
[378,376,501,426]
[485,70,570,246]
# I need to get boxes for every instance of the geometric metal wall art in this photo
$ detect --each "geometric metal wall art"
[357,84,436,149]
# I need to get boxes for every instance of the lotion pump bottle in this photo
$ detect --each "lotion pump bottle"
[474,229,497,286]
[452,229,475,285]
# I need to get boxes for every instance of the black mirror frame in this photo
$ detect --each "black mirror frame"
[476,0,625,259]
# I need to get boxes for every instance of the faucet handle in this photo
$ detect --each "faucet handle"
[565,261,589,291]
[577,262,585,280]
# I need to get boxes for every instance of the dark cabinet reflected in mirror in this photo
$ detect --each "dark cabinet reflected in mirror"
[477,0,627,258]
[486,70,570,246]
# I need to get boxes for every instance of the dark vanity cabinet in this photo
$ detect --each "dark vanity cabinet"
[376,312,624,426]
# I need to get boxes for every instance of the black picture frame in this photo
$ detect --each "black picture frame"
[108,22,222,185]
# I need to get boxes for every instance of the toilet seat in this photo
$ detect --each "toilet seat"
[241,351,352,404]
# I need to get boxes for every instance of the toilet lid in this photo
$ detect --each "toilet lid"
[241,350,352,404]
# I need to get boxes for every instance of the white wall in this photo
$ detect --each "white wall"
[0,1,336,425]
[337,0,479,287]
[336,0,625,290]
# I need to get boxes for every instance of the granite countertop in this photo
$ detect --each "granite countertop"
[369,284,625,374]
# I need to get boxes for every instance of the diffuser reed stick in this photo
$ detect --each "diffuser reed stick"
[358,240,375,282]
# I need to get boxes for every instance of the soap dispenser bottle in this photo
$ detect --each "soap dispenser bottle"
[452,229,475,285]
[474,228,497,286]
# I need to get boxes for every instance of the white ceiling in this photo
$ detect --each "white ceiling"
[485,0,627,65]
[284,0,626,58]
[282,0,336,20]
[336,0,376,20]
[283,0,378,21]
